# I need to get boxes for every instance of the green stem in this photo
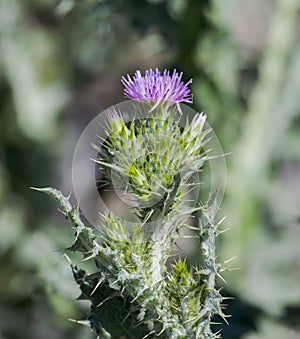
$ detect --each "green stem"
[198,196,222,338]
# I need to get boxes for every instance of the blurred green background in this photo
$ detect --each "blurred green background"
[0,0,300,338]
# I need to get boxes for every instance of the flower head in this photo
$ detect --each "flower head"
[121,68,193,111]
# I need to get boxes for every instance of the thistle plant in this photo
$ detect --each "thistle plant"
[34,68,227,338]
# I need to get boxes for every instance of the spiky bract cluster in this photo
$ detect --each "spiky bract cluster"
[98,108,208,223]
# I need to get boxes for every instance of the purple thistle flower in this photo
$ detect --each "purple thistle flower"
[121,69,193,111]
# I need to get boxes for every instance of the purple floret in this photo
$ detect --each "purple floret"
[121,69,193,110]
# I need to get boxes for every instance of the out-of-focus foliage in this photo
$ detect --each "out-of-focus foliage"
[0,0,300,338]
